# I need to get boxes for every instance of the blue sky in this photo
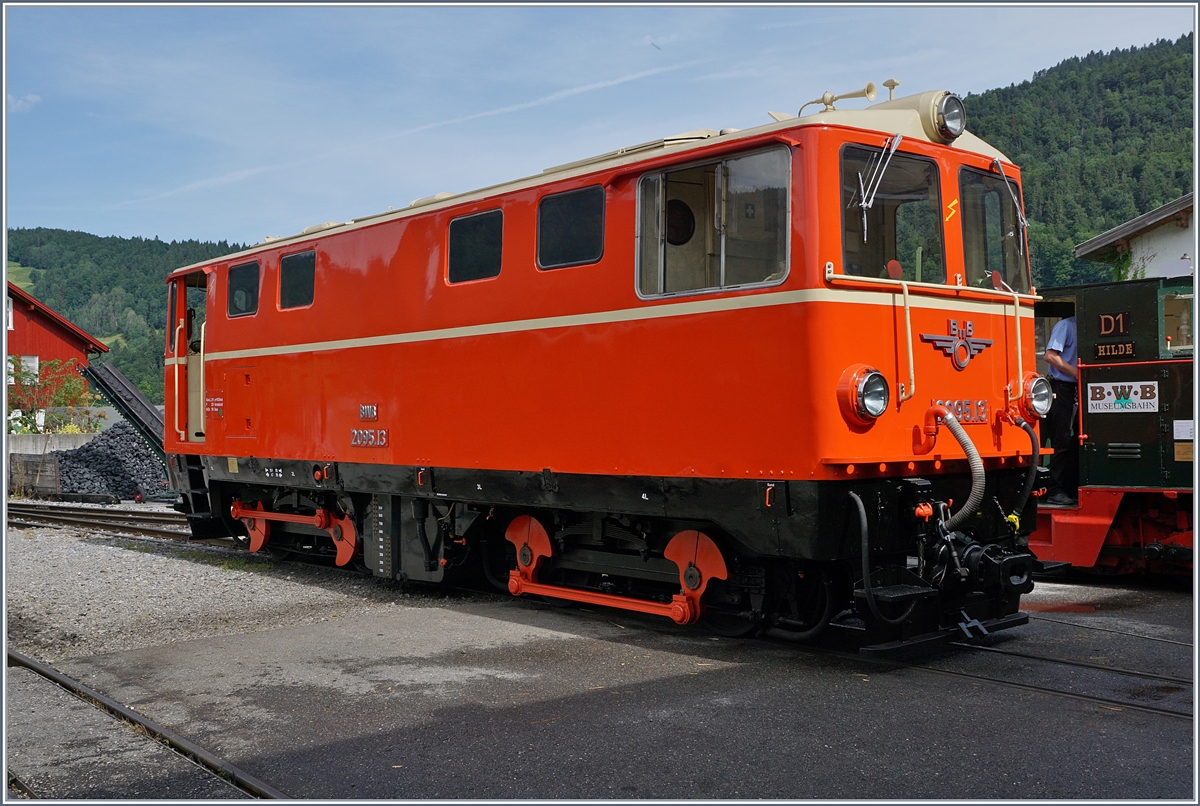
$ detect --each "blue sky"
[4,4,1195,247]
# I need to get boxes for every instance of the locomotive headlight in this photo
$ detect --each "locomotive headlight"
[1023,374,1053,419]
[859,371,890,418]
[838,364,890,425]
[936,93,966,141]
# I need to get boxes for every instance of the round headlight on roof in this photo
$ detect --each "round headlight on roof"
[936,93,966,141]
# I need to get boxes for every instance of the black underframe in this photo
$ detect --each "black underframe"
[179,454,1037,562]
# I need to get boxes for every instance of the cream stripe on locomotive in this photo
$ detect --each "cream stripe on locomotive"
[172,286,1036,365]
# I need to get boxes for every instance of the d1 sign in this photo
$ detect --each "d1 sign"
[1087,381,1159,413]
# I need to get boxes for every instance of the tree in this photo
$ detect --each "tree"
[7,356,106,434]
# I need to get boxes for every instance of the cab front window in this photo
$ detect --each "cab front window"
[960,167,1030,293]
[841,144,945,283]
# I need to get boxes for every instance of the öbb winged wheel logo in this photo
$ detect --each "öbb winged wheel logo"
[920,320,993,370]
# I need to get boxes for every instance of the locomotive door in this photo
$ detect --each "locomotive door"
[170,272,209,443]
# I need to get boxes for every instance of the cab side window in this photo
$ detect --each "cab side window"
[638,146,789,297]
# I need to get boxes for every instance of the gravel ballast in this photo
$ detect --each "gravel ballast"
[5,525,480,664]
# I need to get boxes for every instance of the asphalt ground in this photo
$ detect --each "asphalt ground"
[7,565,1194,800]
[6,667,246,799]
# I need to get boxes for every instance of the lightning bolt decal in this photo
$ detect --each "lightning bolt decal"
[945,198,958,222]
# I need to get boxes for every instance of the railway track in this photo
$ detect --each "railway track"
[7,501,191,540]
[776,629,1194,721]
[899,656,1192,720]
[949,641,1193,685]
[1027,613,1194,647]
[7,649,287,799]
[13,500,1191,721]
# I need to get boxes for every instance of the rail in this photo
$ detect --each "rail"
[8,649,287,799]
[7,502,190,540]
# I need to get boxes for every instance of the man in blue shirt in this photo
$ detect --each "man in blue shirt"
[1043,316,1078,506]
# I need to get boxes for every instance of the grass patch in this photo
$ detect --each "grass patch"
[107,538,273,570]
[109,538,161,554]
[7,261,34,290]
[218,556,269,572]
[175,549,271,571]
[99,333,127,349]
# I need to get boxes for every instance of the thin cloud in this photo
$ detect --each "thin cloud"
[700,68,762,82]
[106,163,292,209]
[107,60,706,209]
[383,59,706,140]
[7,94,41,112]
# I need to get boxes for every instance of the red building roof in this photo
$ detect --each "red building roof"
[7,282,109,362]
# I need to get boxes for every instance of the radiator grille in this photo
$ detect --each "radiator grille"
[1107,442,1142,460]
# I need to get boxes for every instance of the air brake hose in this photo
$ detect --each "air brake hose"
[1011,416,1040,519]
[850,491,916,627]
[939,410,986,532]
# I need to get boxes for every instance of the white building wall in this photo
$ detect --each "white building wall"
[1131,218,1196,278]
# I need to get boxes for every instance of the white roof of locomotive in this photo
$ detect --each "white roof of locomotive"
[170,90,1011,275]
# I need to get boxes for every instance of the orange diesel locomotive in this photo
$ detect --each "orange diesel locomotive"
[164,83,1050,654]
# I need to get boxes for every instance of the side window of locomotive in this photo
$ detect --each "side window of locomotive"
[959,168,1030,293]
[538,185,605,269]
[841,145,945,283]
[722,149,790,286]
[227,261,260,317]
[279,250,316,309]
[637,145,789,297]
[448,209,503,283]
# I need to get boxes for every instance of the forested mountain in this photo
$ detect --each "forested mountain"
[965,33,1193,287]
[5,34,1193,402]
[7,229,245,402]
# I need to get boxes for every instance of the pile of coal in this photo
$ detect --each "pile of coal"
[53,422,170,500]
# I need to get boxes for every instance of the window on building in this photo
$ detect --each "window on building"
[227,262,260,317]
[960,167,1030,293]
[280,250,316,309]
[18,355,39,380]
[638,146,790,296]
[538,185,605,269]
[6,296,12,330]
[841,144,945,283]
[448,209,503,283]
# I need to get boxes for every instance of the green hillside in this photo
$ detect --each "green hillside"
[6,229,245,402]
[965,33,1193,287]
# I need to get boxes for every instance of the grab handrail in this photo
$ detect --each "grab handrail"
[899,281,915,403]
[172,322,186,440]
